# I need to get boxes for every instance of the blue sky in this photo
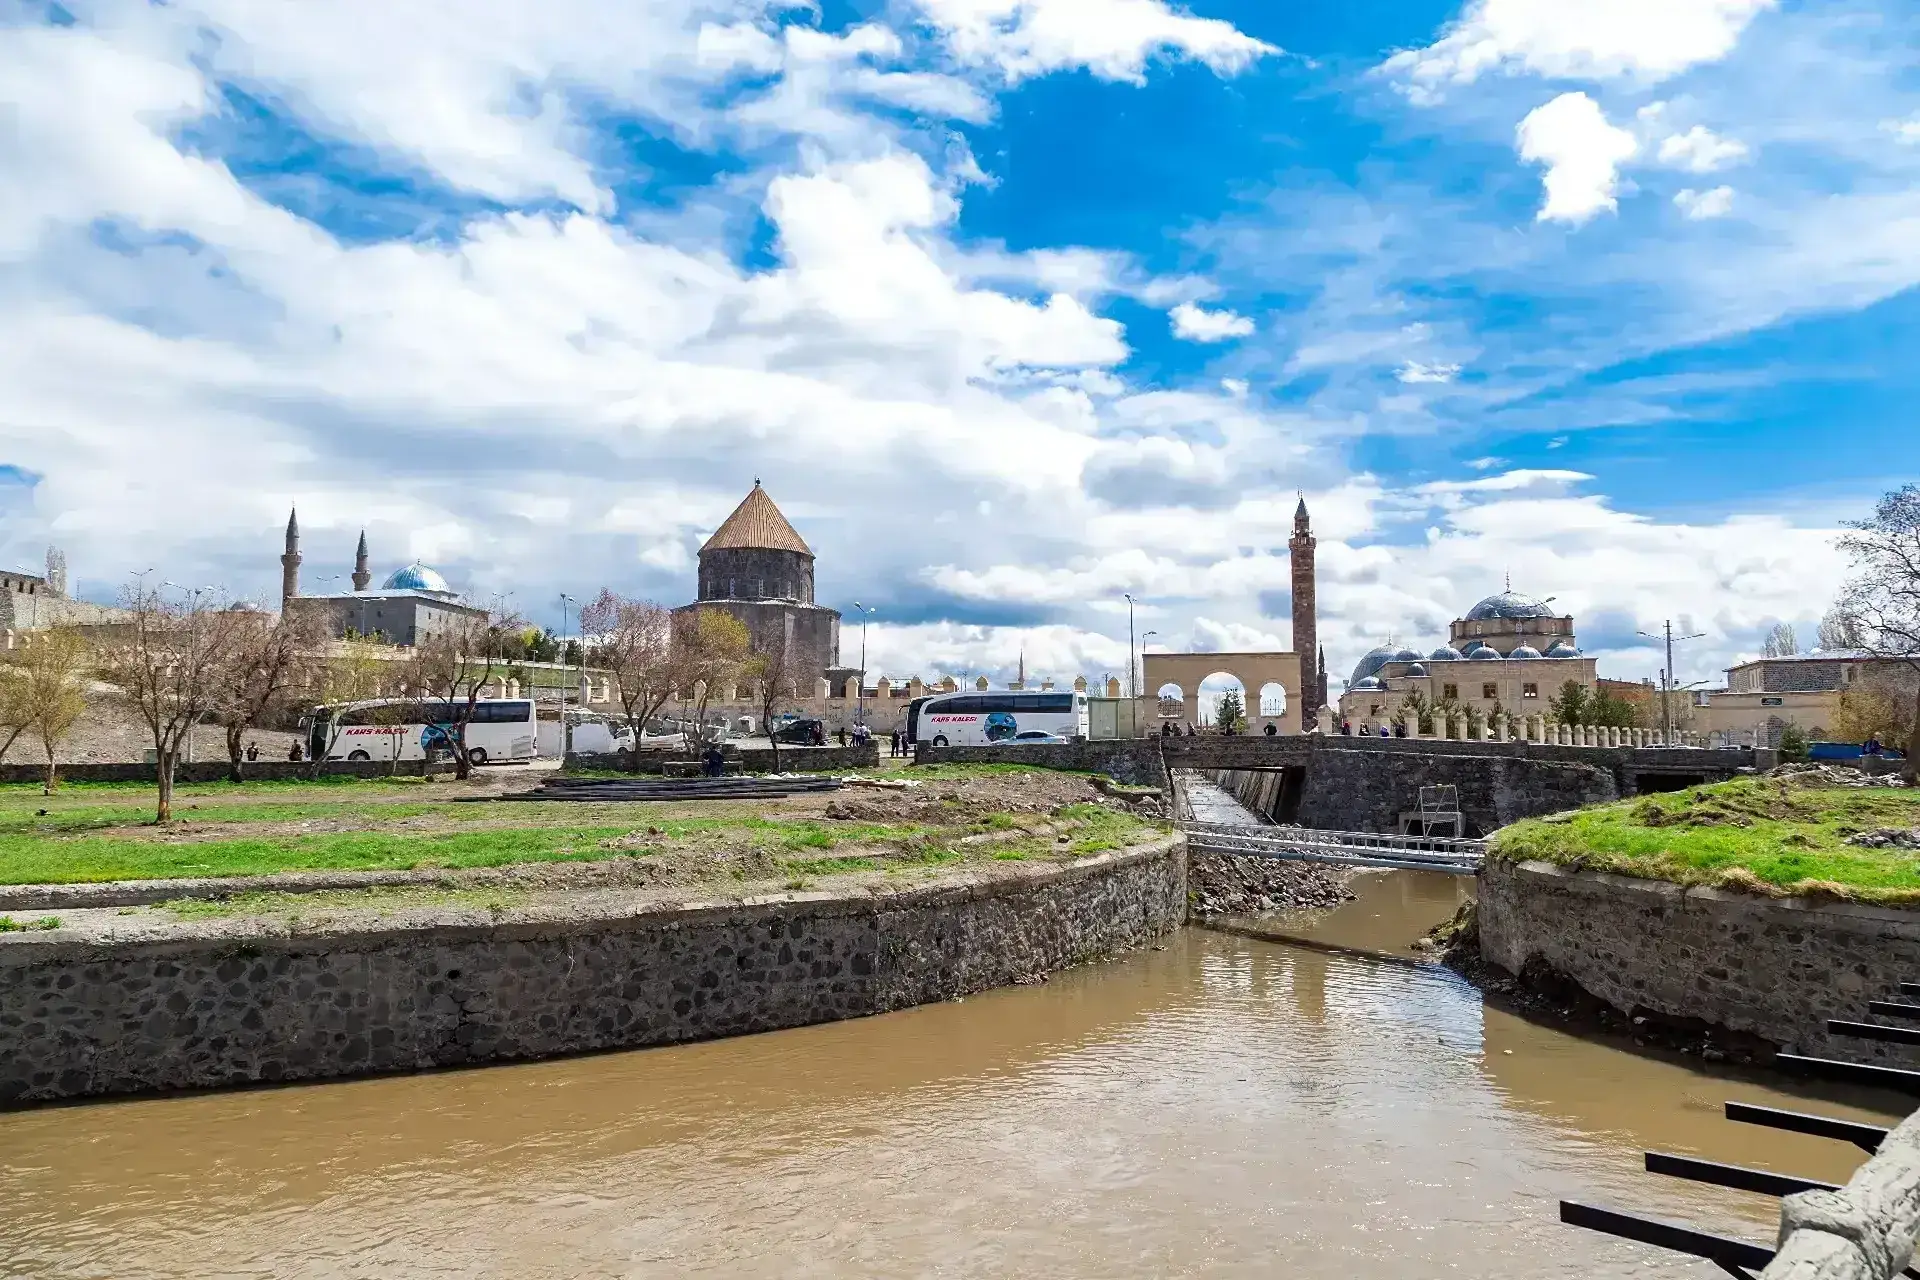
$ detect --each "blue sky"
[1,0,1915,693]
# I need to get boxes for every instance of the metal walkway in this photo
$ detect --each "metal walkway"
[1183,822,1485,875]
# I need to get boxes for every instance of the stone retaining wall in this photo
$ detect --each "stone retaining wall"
[563,743,881,774]
[1478,859,1920,1063]
[0,837,1184,1106]
[0,759,433,785]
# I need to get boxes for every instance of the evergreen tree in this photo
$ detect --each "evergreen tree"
[1214,688,1246,734]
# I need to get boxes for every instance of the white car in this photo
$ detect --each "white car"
[988,730,1069,746]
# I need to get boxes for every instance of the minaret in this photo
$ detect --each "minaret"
[1317,644,1329,713]
[352,530,371,592]
[1288,495,1319,717]
[280,507,302,608]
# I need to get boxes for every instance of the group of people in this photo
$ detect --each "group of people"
[1340,720,1405,738]
[1158,721,1280,738]
[826,723,912,756]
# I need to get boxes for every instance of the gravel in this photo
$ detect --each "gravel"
[1188,850,1353,918]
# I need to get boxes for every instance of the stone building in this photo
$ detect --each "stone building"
[674,483,850,688]
[277,509,488,646]
[1337,588,1599,729]
[1690,651,1914,746]
[1,548,132,647]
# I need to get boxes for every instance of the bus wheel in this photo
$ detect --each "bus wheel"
[467,748,489,765]
[347,750,371,762]
[932,736,948,748]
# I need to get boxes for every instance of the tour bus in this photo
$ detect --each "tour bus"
[903,689,1090,747]
[300,698,539,765]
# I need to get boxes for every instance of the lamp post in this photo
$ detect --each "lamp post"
[558,593,574,757]
[1638,620,1706,744]
[1124,593,1137,701]
[853,602,875,726]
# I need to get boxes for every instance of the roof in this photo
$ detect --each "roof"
[701,483,812,557]
[1465,590,1559,622]
[382,563,454,595]
[1726,650,1873,669]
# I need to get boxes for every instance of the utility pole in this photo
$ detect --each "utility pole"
[1638,620,1706,744]
[558,593,574,758]
[853,602,875,726]
[1124,593,1137,701]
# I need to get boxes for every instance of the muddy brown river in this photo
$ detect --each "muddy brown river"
[1,871,1905,1278]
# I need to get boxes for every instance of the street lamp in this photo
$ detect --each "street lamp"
[852,602,875,726]
[558,593,575,757]
[1124,593,1138,701]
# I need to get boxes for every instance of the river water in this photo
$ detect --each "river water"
[1,872,1906,1279]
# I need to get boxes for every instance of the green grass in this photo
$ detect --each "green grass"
[0,915,61,932]
[1492,777,1920,904]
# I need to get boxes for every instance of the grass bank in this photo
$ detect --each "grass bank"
[1491,775,1920,904]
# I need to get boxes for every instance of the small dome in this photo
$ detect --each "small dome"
[1429,645,1465,661]
[1545,641,1580,658]
[1406,662,1429,677]
[225,600,260,613]
[1460,639,1488,656]
[1468,646,1504,661]
[1508,644,1544,660]
[382,562,453,595]
[1392,647,1423,663]
[1349,644,1400,687]
[1350,676,1385,692]
[1466,591,1557,622]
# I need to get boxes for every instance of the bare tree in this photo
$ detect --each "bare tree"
[1818,606,1864,653]
[675,607,750,744]
[403,611,518,780]
[306,639,405,776]
[1830,485,1920,780]
[213,610,321,781]
[0,658,28,763]
[578,590,675,770]
[1761,622,1798,658]
[94,584,248,822]
[0,629,90,791]
[747,621,811,772]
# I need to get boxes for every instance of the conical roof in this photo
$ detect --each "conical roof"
[701,483,812,556]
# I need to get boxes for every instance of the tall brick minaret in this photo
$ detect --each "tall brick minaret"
[280,507,302,609]
[1288,496,1320,717]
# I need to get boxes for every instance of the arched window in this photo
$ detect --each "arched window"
[1258,682,1287,718]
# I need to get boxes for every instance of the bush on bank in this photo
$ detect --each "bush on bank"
[1491,775,1920,905]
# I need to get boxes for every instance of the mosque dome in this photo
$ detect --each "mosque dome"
[1349,676,1385,692]
[1460,639,1488,656]
[1508,644,1544,660]
[1468,646,1504,661]
[1392,647,1423,663]
[1406,662,1429,677]
[383,562,453,595]
[1546,641,1581,658]
[1429,645,1465,662]
[1349,644,1400,687]
[1465,591,1557,622]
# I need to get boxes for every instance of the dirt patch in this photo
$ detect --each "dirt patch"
[1188,852,1353,917]
[823,771,1118,825]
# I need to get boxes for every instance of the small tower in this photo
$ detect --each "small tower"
[352,530,371,592]
[1288,495,1320,718]
[280,507,302,609]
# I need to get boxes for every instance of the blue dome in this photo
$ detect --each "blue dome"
[1546,641,1580,658]
[1508,644,1544,660]
[1392,647,1423,663]
[1429,645,1465,661]
[1406,662,1429,677]
[1460,639,1489,656]
[1466,591,1557,622]
[382,562,453,595]
[1468,646,1504,661]
[1349,644,1400,687]
[1349,676,1385,692]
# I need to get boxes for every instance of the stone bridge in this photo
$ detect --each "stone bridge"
[918,735,1765,837]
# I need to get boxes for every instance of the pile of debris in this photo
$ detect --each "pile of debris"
[1187,850,1353,918]
[1844,827,1920,849]
[1767,762,1910,789]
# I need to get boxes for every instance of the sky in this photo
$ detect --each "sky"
[1,0,1916,697]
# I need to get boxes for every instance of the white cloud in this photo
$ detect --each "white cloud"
[1675,185,1736,219]
[1385,0,1777,100]
[1885,115,1920,144]
[1516,92,1640,225]
[1169,301,1255,342]
[913,0,1277,83]
[1657,125,1749,172]
[1396,360,1462,384]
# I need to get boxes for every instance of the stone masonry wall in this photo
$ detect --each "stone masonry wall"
[0,759,433,785]
[1295,748,1618,835]
[0,838,1184,1106]
[1479,858,1920,1064]
[564,743,880,773]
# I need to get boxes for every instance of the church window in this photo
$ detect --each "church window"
[1442,683,1458,700]
[1482,683,1498,700]
[1522,683,1539,698]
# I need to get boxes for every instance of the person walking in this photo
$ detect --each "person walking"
[1263,722,1276,737]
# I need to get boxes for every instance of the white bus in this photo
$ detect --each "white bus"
[904,690,1089,747]
[301,698,538,765]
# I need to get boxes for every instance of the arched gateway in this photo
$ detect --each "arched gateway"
[1142,651,1304,734]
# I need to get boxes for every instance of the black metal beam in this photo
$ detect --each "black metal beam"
[1559,1202,1772,1277]
[1645,1151,1837,1197]
[1775,1053,1920,1097]
[1725,1101,1886,1153]
[1831,1019,1920,1047]
[1899,982,1920,1001]
[1868,1000,1920,1022]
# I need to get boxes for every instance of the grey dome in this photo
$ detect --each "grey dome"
[1466,591,1557,622]
[1392,647,1423,663]
[1508,644,1544,660]
[1429,645,1465,661]
[1349,676,1385,692]
[1545,641,1580,658]
[1460,639,1489,656]
[1349,644,1400,687]
[1406,662,1429,677]
[1468,646,1504,661]
[383,562,453,595]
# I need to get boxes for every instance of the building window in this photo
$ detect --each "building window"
[1482,683,1498,701]
[1442,683,1458,700]
[1523,683,1539,698]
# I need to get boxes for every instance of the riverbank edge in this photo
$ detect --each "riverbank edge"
[0,834,1185,1107]
[1475,858,1920,1066]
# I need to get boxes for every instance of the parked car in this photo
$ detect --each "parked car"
[988,730,1069,746]
[771,717,825,746]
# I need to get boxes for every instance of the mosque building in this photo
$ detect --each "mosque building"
[277,509,489,646]
[1337,587,1599,729]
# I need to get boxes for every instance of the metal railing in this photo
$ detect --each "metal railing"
[1183,822,1485,874]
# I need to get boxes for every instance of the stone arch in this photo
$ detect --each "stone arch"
[1257,682,1288,718]
[1156,682,1186,720]
[1197,672,1247,728]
